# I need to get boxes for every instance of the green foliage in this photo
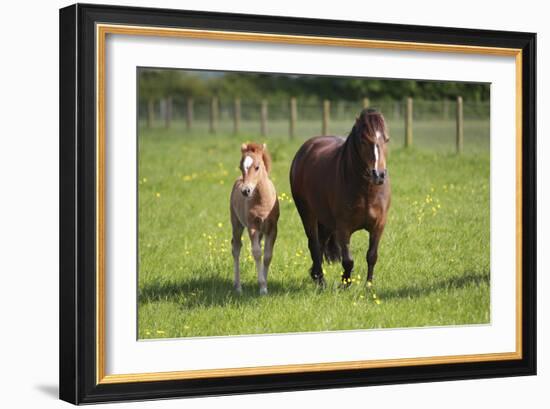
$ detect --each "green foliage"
[137,120,490,338]
[138,68,490,104]
[138,69,209,102]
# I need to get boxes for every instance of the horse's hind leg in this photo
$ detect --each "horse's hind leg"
[366,224,385,283]
[230,208,244,293]
[337,232,354,287]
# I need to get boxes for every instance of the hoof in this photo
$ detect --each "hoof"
[259,287,268,296]
[234,285,242,295]
[339,280,352,289]
[312,275,326,288]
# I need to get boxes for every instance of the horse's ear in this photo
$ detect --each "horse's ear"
[382,123,390,143]
[262,143,267,150]
[262,148,272,174]
[241,143,248,153]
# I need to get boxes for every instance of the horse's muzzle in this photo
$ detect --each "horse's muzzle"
[372,169,387,185]
[241,186,253,197]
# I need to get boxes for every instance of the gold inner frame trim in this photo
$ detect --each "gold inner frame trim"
[96,23,523,385]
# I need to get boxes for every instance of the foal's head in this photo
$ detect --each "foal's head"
[239,143,272,197]
[352,108,390,185]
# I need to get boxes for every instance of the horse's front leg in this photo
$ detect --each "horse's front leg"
[307,232,324,286]
[293,198,324,286]
[366,224,385,283]
[248,228,266,295]
[262,226,277,295]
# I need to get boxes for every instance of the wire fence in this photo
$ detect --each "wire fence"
[139,97,490,154]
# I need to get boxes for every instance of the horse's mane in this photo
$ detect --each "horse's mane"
[242,142,272,174]
[348,108,389,143]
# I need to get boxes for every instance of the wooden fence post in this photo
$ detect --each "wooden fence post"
[186,98,193,131]
[405,97,413,148]
[233,98,241,135]
[289,97,297,139]
[322,100,330,136]
[209,96,218,134]
[456,96,464,154]
[164,97,172,129]
[147,98,154,128]
[363,97,370,109]
[260,99,268,137]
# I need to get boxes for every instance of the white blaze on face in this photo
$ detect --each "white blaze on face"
[374,131,382,170]
[243,156,253,174]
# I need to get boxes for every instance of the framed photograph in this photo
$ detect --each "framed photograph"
[59,3,536,404]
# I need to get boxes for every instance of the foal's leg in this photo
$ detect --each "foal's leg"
[248,228,266,295]
[230,209,244,293]
[262,226,277,295]
[366,224,385,283]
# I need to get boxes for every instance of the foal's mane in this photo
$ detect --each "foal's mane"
[349,108,389,144]
[241,143,272,174]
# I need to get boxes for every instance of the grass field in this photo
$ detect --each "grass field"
[137,119,490,339]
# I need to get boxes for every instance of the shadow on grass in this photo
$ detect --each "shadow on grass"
[376,270,490,301]
[139,269,489,308]
[139,273,311,308]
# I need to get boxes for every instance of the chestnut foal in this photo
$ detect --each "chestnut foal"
[230,143,279,295]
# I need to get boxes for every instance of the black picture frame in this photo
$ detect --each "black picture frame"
[59,3,536,404]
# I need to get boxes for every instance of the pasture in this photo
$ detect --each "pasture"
[137,119,490,339]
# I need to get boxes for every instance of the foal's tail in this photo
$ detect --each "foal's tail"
[318,225,341,263]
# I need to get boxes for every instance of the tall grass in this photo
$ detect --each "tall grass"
[138,120,490,339]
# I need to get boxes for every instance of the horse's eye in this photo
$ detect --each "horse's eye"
[255,165,260,171]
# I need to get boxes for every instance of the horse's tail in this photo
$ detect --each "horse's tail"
[319,224,341,263]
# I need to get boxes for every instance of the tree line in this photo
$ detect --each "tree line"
[138,68,490,104]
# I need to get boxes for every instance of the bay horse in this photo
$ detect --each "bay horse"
[230,143,280,295]
[289,108,391,287]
